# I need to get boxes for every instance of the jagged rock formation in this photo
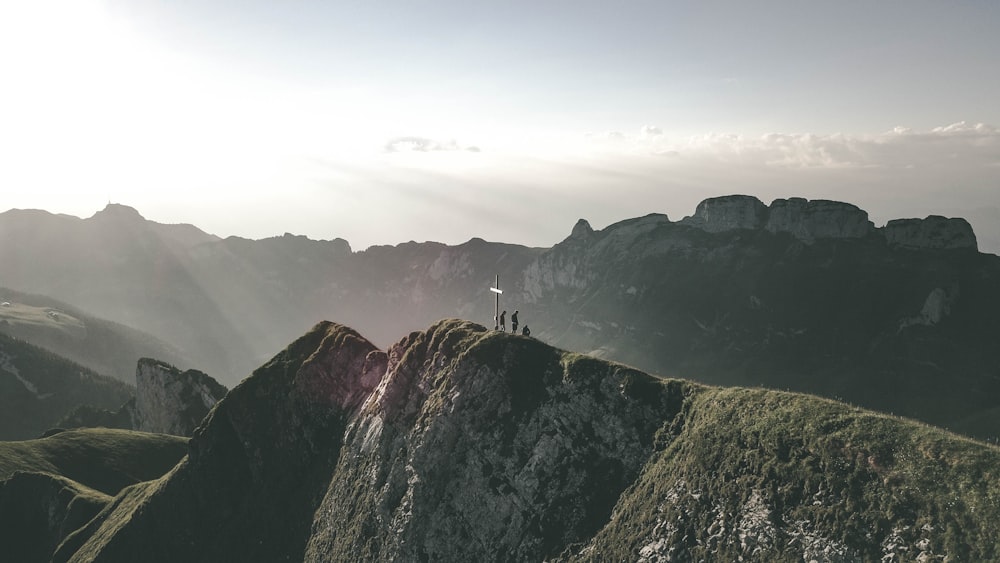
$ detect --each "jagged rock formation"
[38,321,1000,562]
[58,359,227,437]
[129,359,227,436]
[885,215,978,250]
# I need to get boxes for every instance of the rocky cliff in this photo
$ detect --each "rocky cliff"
[40,320,1000,562]
[680,195,875,242]
[58,359,228,438]
[129,359,227,436]
[679,194,768,232]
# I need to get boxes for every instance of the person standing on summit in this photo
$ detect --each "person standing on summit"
[500,310,507,332]
[511,310,519,334]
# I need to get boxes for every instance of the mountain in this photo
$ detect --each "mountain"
[0,205,257,380]
[34,320,1000,562]
[0,333,133,440]
[519,196,1000,439]
[0,428,188,563]
[2,198,999,442]
[0,287,191,383]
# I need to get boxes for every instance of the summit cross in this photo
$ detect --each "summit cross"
[490,274,502,330]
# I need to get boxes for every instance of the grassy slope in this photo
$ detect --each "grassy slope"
[0,428,188,496]
[0,428,188,563]
[581,386,1000,561]
[0,287,190,383]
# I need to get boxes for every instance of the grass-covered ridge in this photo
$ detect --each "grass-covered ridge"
[0,428,188,496]
[578,386,1000,561]
[0,428,188,563]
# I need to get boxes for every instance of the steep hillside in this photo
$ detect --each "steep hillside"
[41,320,1000,563]
[0,428,188,563]
[0,333,133,440]
[0,287,191,383]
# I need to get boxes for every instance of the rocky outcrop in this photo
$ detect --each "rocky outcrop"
[679,194,768,232]
[570,218,594,239]
[884,216,978,251]
[764,197,874,241]
[130,359,228,436]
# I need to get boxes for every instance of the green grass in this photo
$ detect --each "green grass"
[581,385,1000,561]
[0,427,188,496]
[0,302,87,339]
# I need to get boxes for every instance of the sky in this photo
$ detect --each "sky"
[2,0,999,252]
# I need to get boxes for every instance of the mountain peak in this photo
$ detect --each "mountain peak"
[571,218,594,239]
[90,203,146,222]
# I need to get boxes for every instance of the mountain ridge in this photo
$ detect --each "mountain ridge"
[39,319,1000,562]
[3,198,999,443]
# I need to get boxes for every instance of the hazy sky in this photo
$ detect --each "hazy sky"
[2,0,999,252]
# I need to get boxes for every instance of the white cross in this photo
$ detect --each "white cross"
[490,274,502,329]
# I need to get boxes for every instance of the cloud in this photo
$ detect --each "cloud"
[384,136,477,153]
[640,125,663,138]
[587,122,1000,171]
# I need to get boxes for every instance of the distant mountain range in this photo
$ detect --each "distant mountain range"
[2,196,999,440]
[9,320,996,563]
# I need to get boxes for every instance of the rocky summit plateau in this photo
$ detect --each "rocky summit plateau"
[3,319,996,563]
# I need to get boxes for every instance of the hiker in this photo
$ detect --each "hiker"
[511,310,519,333]
[521,325,530,337]
[500,310,507,331]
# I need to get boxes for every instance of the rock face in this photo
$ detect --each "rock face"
[764,197,874,241]
[129,359,228,436]
[45,320,1000,563]
[679,196,875,242]
[307,321,684,562]
[680,194,768,232]
[884,216,978,251]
